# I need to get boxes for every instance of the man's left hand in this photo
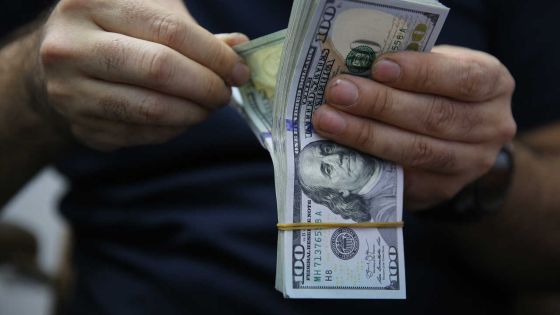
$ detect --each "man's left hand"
[313,45,517,211]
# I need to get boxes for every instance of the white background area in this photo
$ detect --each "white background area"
[0,168,68,315]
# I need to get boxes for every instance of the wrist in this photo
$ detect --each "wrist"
[1,29,72,148]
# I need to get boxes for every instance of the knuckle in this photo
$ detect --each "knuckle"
[39,36,74,66]
[44,81,75,118]
[354,122,375,150]
[458,57,501,99]
[457,108,483,137]
[138,96,167,123]
[94,38,128,72]
[497,118,517,142]
[406,136,432,167]
[206,44,232,75]
[458,58,487,98]
[424,97,454,134]
[414,61,437,91]
[150,13,187,47]
[118,0,144,21]
[495,64,516,96]
[44,86,72,118]
[434,150,457,170]
[502,71,516,95]
[366,86,393,117]
[407,136,456,170]
[142,48,174,86]
[201,77,230,107]
[99,96,131,122]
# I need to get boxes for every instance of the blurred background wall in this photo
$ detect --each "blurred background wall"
[0,168,68,315]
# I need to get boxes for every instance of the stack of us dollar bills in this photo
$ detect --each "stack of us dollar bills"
[232,0,449,299]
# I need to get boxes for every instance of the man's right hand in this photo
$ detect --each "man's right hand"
[33,0,250,151]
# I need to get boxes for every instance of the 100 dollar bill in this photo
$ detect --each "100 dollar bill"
[233,0,449,300]
[279,0,448,299]
[233,31,285,151]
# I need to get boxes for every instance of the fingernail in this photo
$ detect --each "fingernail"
[231,62,251,86]
[315,107,347,135]
[372,59,401,83]
[327,79,359,107]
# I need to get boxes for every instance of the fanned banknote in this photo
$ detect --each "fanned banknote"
[233,30,285,151]
[233,0,449,299]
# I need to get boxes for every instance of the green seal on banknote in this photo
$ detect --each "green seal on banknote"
[346,45,376,74]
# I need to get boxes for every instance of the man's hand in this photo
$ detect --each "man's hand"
[313,46,517,210]
[32,0,250,151]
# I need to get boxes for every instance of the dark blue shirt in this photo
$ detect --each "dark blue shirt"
[2,0,551,314]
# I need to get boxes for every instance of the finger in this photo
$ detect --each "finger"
[312,105,495,174]
[79,32,232,109]
[70,78,210,127]
[216,33,250,47]
[71,119,186,150]
[89,0,250,86]
[325,75,497,143]
[371,46,514,102]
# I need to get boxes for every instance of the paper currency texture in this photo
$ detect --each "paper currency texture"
[233,0,449,299]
